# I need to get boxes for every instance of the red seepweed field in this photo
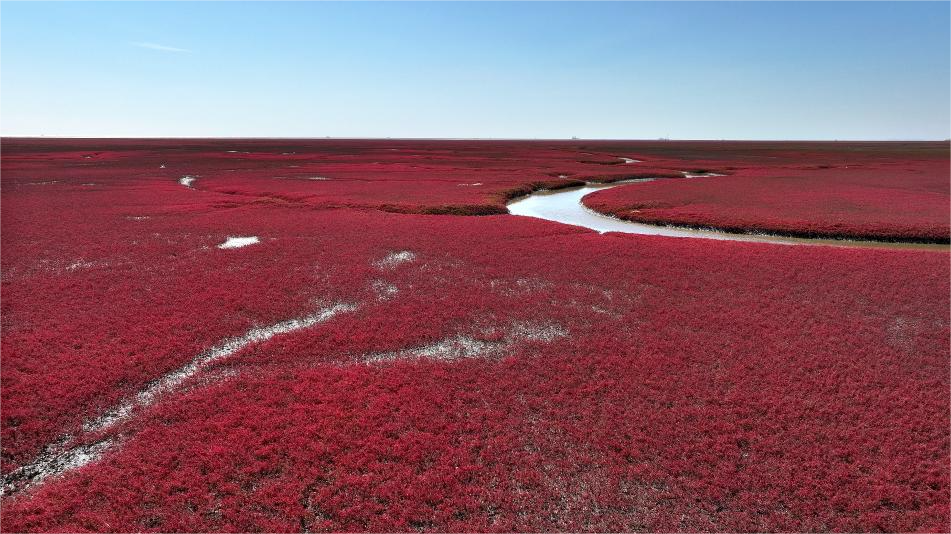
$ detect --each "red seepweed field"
[582,151,950,243]
[1,139,948,532]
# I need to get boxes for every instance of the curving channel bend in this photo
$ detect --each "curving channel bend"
[507,179,949,251]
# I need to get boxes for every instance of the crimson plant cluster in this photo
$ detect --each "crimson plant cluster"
[1,139,948,532]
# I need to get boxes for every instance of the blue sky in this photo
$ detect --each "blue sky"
[2,1,948,139]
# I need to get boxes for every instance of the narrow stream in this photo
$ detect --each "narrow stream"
[507,180,949,250]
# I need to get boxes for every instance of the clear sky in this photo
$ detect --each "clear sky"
[2,1,949,140]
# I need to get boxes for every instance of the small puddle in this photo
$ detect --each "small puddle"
[682,171,725,178]
[507,180,949,250]
[218,236,260,249]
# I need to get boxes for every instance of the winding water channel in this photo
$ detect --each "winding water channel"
[507,180,949,251]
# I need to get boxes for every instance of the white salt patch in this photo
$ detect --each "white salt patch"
[160,164,166,169]
[217,236,259,249]
[516,278,552,290]
[509,321,569,342]
[127,216,150,221]
[374,250,416,269]
[1,438,114,496]
[364,336,502,364]
[26,181,59,186]
[66,260,96,271]
[306,176,330,181]
[371,280,399,301]
[179,176,196,187]
[619,157,641,164]
[362,321,567,365]
[458,182,483,186]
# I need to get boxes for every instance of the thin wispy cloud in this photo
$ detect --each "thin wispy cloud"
[131,42,190,53]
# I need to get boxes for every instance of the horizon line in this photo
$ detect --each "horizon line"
[3,136,949,143]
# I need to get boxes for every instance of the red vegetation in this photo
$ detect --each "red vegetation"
[582,146,950,242]
[1,139,948,532]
